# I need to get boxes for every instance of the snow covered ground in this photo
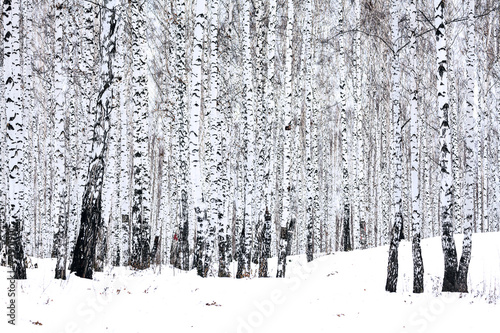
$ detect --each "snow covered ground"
[2,232,499,333]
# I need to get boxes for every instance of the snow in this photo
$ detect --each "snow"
[2,232,499,333]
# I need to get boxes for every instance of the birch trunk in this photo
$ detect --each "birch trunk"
[276,0,294,278]
[385,0,403,293]
[409,0,423,293]
[70,0,117,279]
[3,0,26,279]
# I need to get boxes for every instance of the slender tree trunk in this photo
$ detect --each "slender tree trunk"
[337,0,351,252]
[385,0,403,293]
[237,0,255,279]
[54,1,69,280]
[457,0,476,293]
[305,0,315,263]
[129,0,151,270]
[409,0,423,293]
[259,0,277,277]
[276,0,294,278]
[191,0,207,277]
[205,0,220,277]
[435,0,458,293]
[175,0,190,271]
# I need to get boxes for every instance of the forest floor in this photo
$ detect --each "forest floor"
[1,232,499,333]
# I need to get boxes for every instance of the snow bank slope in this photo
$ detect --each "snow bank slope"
[1,232,499,333]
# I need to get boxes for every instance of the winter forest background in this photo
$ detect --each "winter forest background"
[1,0,500,303]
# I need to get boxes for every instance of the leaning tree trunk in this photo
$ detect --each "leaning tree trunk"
[70,0,117,280]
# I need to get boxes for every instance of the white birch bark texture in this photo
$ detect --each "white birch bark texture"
[0,0,5,265]
[175,0,190,271]
[352,0,363,250]
[276,0,294,278]
[117,0,131,266]
[457,0,476,293]
[191,0,207,277]
[130,0,151,270]
[3,0,26,279]
[385,0,403,293]
[304,0,315,263]
[337,0,351,252]
[253,0,266,266]
[259,0,277,277]
[435,0,458,293]
[237,0,254,279]
[54,1,69,280]
[409,0,423,293]
[70,0,117,279]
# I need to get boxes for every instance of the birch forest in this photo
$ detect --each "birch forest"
[1,0,499,297]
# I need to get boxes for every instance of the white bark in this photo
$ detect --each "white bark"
[276,0,294,278]
[131,0,151,269]
[3,0,26,278]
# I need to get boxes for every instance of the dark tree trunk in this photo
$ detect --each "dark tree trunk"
[151,235,160,266]
[71,192,103,279]
[94,224,107,272]
[180,191,190,271]
[258,208,271,277]
[70,0,115,279]
[342,204,352,251]
[276,219,293,278]
[170,228,181,269]
[130,211,150,270]
[412,233,424,293]
[193,208,205,277]
[9,221,27,279]
[385,211,403,292]
[285,218,295,256]
[457,255,470,292]
[236,222,247,279]
[54,215,68,279]
[252,220,261,264]
[306,215,314,261]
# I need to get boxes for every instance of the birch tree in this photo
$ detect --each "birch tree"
[53,1,69,280]
[385,0,403,293]
[435,0,458,292]
[237,0,254,279]
[130,0,151,270]
[338,0,351,252]
[70,0,117,279]
[173,0,190,271]
[305,0,315,263]
[409,0,423,293]
[3,0,26,279]
[456,0,476,293]
[276,0,294,278]
[259,0,277,277]
[191,0,207,277]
